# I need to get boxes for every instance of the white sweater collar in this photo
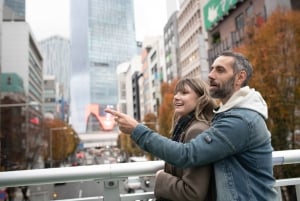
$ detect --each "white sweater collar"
[214,86,268,119]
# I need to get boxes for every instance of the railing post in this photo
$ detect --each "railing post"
[103,179,120,201]
[276,187,283,201]
[296,184,300,201]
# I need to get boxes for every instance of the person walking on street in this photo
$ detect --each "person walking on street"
[20,187,30,201]
[105,51,278,201]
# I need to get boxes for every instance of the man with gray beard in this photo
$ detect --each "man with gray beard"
[105,51,278,201]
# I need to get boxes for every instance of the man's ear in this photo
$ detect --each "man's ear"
[236,70,247,86]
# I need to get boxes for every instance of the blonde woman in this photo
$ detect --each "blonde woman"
[154,78,217,201]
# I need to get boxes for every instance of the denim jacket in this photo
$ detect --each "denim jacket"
[131,87,278,201]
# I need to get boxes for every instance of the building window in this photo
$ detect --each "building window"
[246,4,253,17]
[7,76,12,85]
[235,13,244,30]
[212,32,221,44]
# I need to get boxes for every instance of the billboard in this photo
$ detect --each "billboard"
[203,0,238,30]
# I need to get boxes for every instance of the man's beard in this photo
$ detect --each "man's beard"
[210,75,235,99]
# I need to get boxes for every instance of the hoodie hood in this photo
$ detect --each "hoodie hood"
[214,86,268,119]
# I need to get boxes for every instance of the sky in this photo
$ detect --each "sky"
[26,0,167,41]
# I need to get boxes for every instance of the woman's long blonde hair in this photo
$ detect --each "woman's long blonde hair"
[170,78,217,134]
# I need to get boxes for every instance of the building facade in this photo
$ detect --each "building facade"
[204,0,300,65]
[39,36,71,121]
[2,22,43,105]
[1,22,44,169]
[3,0,25,21]
[70,0,137,133]
[116,55,142,120]
[146,37,166,116]
[138,37,166,118]
[39,36,71,102]
[164,11,180,83]
[177,0,208,79]
[43,76,57,118]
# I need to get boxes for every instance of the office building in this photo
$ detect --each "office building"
[3,0,25,21]
[177,0,208,79]
[2,22,43,105]
[163,11,180,82]
[43,76,57,118]
[39,36,71,121]
[70,0,137,133]
[1,22,44,168]
[39,36,71,101]
[116,55,142,118]
[204,0,300,64]
[139,36,166,118]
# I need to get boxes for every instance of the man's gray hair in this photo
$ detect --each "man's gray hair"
[220,51,253,86]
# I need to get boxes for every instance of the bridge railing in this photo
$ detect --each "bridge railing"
[0,149,300,201]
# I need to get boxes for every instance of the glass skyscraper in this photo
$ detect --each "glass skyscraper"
[39,36,71,121]
[39,36,71,102]
[70,0,137,133]
[3,0,25,21]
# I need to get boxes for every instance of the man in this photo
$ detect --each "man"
[105,51,278,201]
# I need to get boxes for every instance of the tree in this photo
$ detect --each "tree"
[117,113,158,159]
[43,118,80,166]
[158,79,178,138]
[0,98,26,171]
[0,96,42,171]
[143,113,157,130]
[117,132,144,157]
[142,113,157,160]
[235,9,300,200]
[236,9,300,150]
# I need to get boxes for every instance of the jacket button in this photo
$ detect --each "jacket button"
[204,135,212,143]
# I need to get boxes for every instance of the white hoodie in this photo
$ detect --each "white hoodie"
[214,86,268,119]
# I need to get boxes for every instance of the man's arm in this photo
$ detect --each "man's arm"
[105,109,248,168]
[131,122,243,168]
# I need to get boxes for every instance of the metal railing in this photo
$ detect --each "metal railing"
[0,150,300,201]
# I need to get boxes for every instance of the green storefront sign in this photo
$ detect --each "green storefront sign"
[203,0,238,31]
[0,73,25,93]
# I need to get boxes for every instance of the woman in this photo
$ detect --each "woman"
[154,78,217,201]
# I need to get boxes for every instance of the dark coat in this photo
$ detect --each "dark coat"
[154,120,216,201]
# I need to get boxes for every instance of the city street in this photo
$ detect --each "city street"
[52,176,155,200]
[13,184,54,201]
[4,173,156,201]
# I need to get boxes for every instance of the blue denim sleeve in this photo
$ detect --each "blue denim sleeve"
[131,115,250,168]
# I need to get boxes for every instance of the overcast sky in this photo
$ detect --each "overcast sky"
[26,0,167,41]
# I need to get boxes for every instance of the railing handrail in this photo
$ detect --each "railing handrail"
[272,149,300,165]
[0,160,164,188]
[0,149,300,188]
